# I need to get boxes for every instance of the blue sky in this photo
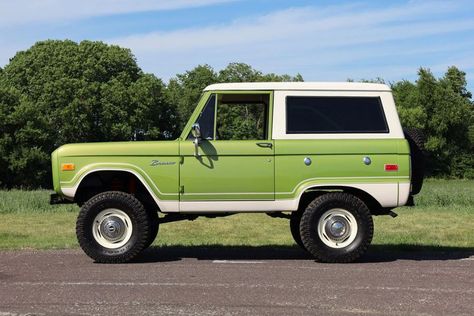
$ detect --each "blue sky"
[1,0,473,90]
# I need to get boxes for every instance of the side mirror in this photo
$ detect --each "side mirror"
[191,123,201,157]
[191,123,201,138]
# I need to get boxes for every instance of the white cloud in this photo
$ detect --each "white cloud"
[111,1,468,52]
[107,0,474,82]
[1,0,472,86]
[0,0,237,27]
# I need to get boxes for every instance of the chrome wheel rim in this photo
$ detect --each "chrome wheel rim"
[92,209,133,249]
[317,208,358,248]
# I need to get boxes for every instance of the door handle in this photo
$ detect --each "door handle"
[256,142,273,149]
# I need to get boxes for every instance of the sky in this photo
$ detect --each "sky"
[1,0,473,89]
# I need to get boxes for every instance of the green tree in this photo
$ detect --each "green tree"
[392,67,474,177]
[217,63,261,82]
[165,64,217,130]
[1,40,177,187]
[166,62,303,131]
[217,62,303,83]
[0,84,22,186]
[392,80,427,129]
[215,63,303,140]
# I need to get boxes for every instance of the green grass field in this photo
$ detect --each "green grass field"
[0,179,473,250]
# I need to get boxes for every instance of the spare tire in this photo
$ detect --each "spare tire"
[403,128,425,195]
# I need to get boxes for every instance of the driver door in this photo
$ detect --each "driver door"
[179,92,274,203]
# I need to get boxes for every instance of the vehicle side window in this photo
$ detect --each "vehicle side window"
[216,94,269,140]
[189,94,216,140]
[286,96,388,133]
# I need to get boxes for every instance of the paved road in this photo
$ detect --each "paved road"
[0,246,473,315]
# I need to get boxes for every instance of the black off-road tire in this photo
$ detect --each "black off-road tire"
[76,191,150,263]
[145,210,159,248]
[404,128,426,195]
[300,193,373,263]
[290,212,306,250]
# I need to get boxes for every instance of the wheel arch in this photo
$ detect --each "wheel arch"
[297,185,385,215]
[72,169,161,212]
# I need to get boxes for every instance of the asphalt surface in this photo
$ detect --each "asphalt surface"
[0,246,473,316]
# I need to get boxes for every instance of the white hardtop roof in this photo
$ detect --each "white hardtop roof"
[204,82,391,92]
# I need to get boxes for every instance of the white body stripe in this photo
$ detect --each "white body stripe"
[179,182,399,212]
[61,169,402,213]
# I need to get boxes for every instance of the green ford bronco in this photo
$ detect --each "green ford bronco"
[50,82,425,263]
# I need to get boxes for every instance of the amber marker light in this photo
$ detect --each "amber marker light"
[61,163,75,171]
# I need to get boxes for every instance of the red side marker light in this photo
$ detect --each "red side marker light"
[384,164,399,171]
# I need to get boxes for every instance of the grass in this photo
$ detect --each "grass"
[0,179,473,250]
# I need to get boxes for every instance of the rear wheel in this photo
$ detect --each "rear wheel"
[76,191,150,263]
[300,193,373,263]
[290,212,306,250]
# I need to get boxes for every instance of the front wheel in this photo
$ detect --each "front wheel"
[145,210,159,248]
[300,193,373,263]
[76,191,150,263]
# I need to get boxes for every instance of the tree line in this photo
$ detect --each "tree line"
[0,40,472,188]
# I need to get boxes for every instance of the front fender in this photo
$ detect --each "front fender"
[59,163,175,201]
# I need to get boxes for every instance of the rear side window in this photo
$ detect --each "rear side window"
[286,96,388,134]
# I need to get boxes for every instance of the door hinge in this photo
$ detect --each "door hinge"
[180,156,184,164]
[180,185,184,194]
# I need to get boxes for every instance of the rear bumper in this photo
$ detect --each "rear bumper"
[50,194,74,205]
